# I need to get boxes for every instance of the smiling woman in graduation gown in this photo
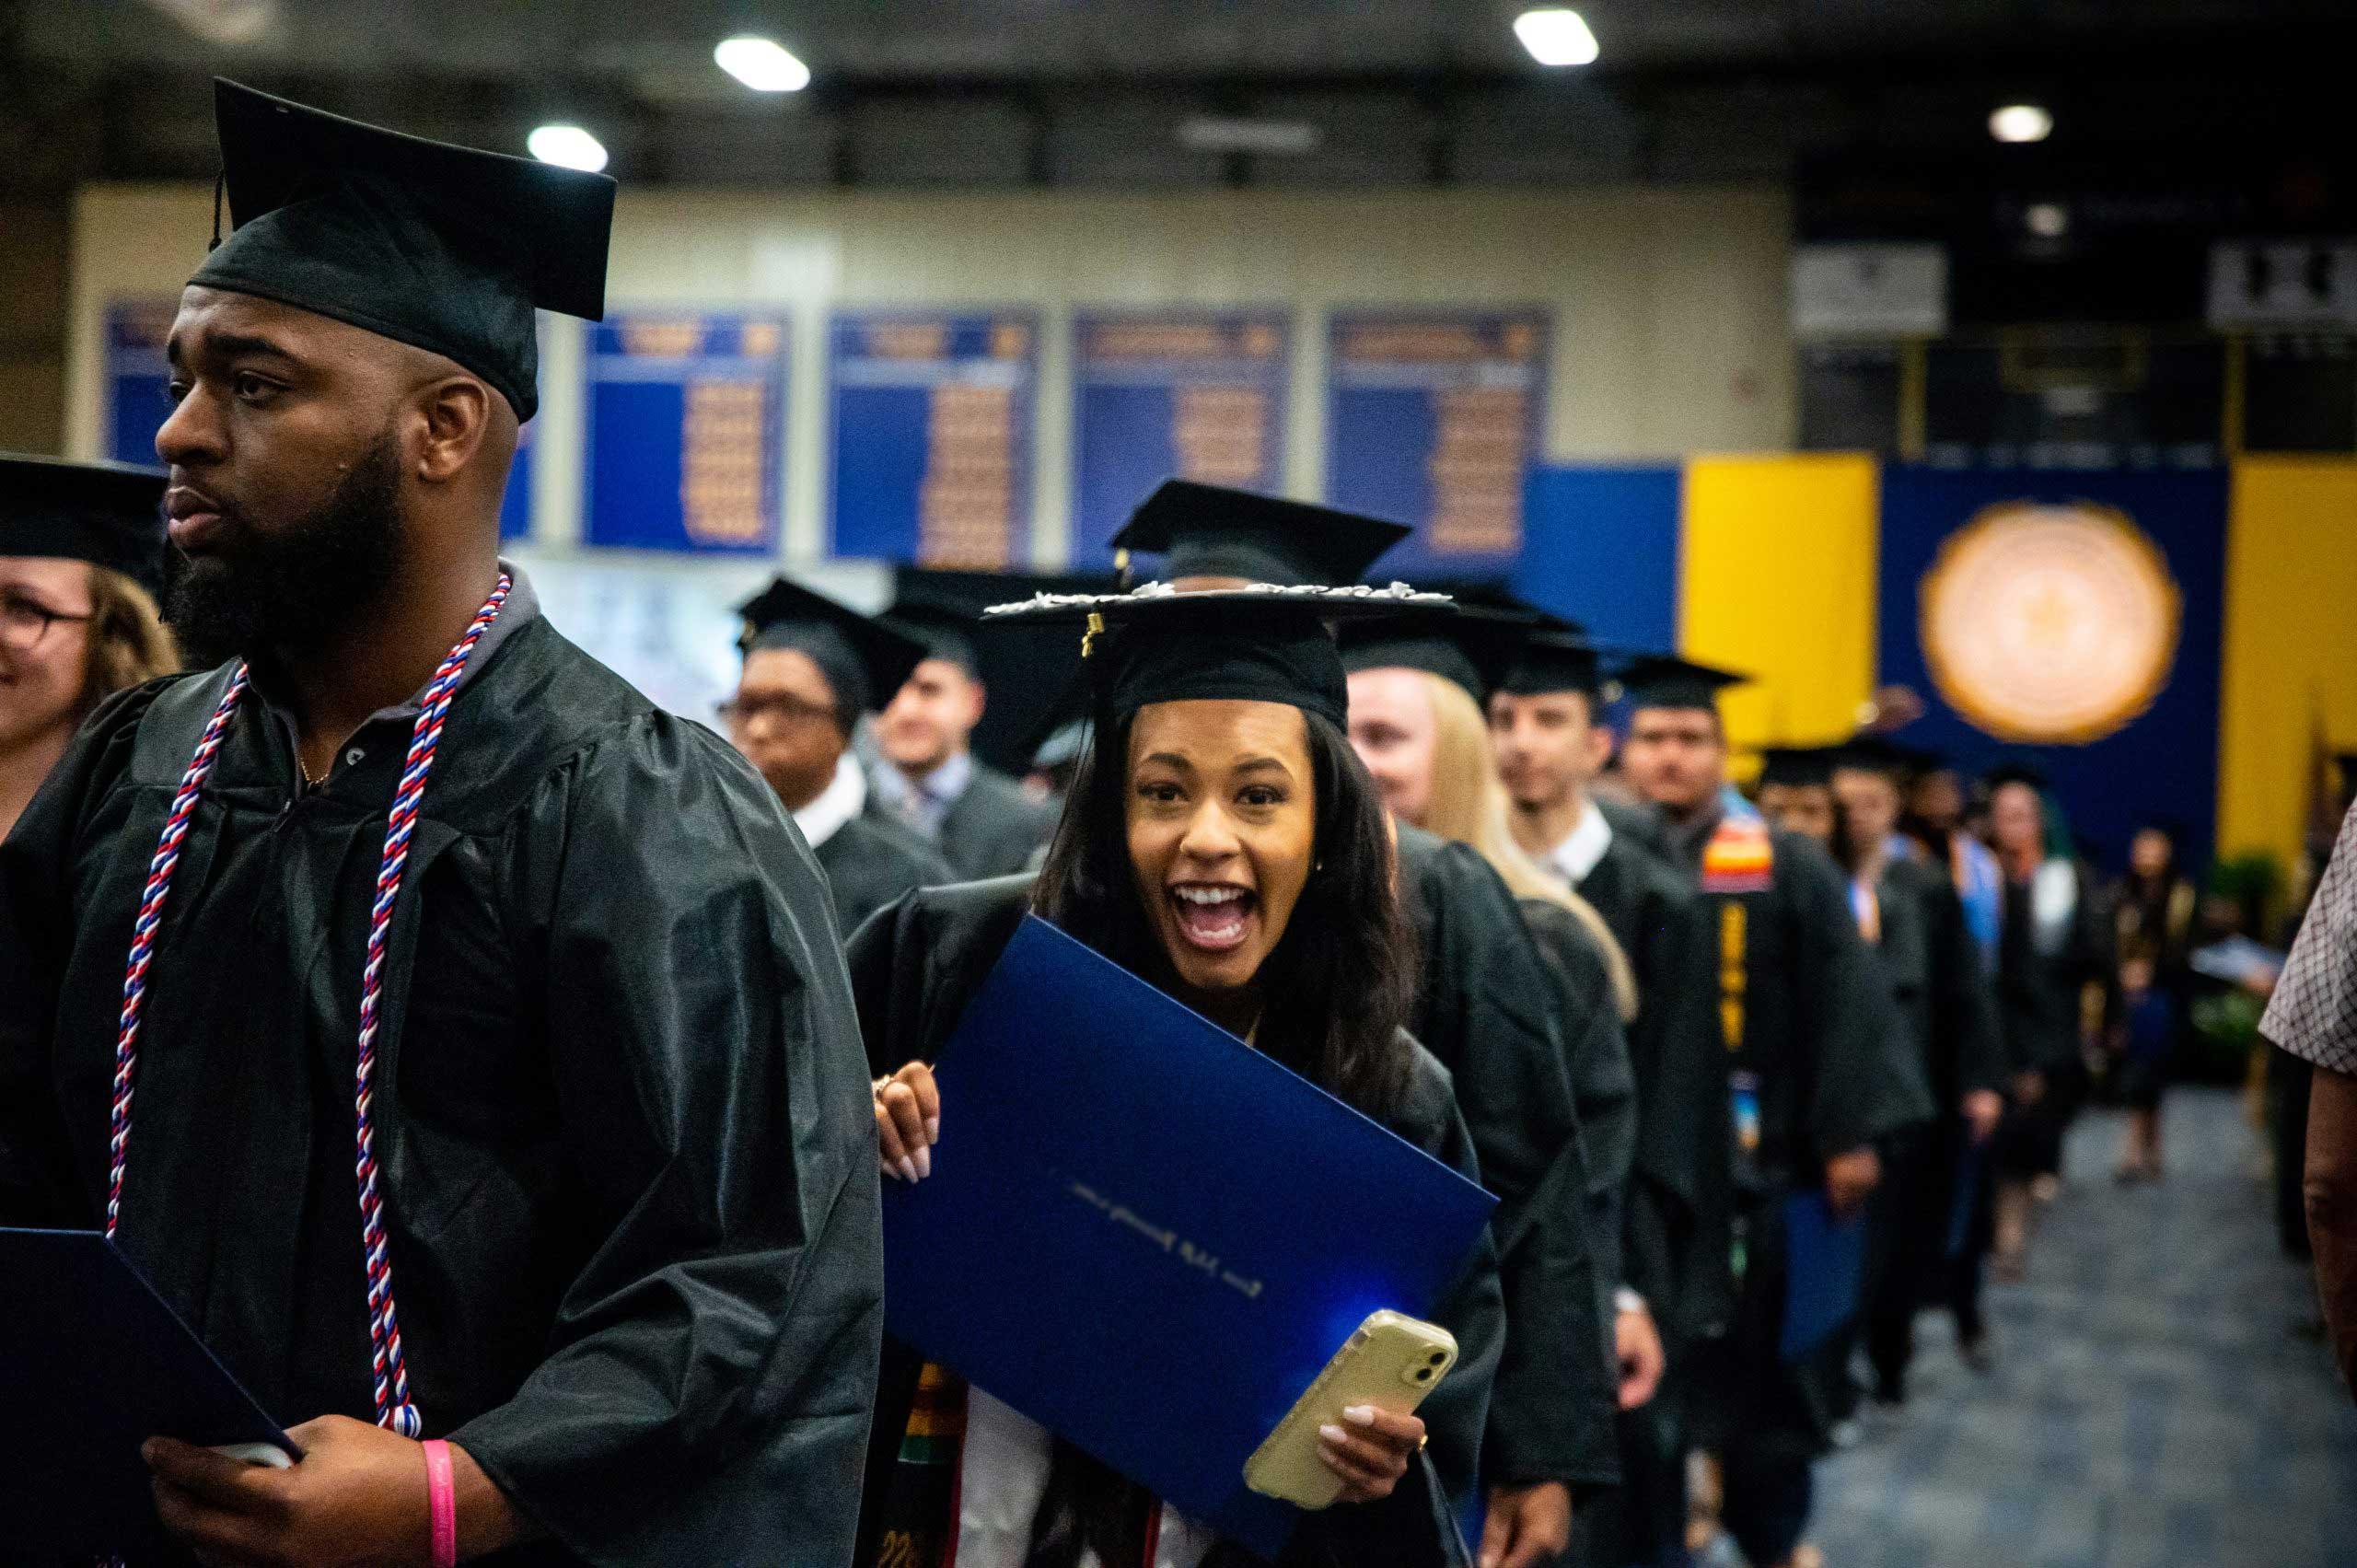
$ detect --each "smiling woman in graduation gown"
[0,78,880,1566]
[847,585,1504,1568]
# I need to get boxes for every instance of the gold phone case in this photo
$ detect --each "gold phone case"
[1242,1309,1459,1510]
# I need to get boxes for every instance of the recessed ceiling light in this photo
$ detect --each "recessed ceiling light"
[715,36,812,92]
[1990,103,2054,145]
[1515,8,1600,68]
[2025,202,2069,238]
[527,124,608,173]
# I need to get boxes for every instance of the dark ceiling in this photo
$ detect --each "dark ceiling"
[3,0,2353,200]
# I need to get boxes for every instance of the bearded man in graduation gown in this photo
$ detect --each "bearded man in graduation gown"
[0,82,882,1565]
[1488,629,1734,1568]
[1112,481,1620,1568]
[1614,657,1929,1568]
[726,577,955,936]
[870,595,1057,879]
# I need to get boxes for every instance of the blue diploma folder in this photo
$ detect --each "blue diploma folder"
[1778,1192,1866,1364]
[0,1227,298,1555]
[883,916,1498,1558]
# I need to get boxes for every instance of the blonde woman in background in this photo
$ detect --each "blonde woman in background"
[1345,641,1668,1469]
[0,457,178,841]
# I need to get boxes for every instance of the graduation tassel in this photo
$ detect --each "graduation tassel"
[209,168,226,251]
[106,572,515,1442]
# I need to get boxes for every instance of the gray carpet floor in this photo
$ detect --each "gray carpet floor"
[1783,1086,2357,1568]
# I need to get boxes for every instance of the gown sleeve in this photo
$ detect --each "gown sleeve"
[450,715,885,1566]
[0,679,175,1225]
[1407,839,1617,1492]
[1520,900,1638,1348]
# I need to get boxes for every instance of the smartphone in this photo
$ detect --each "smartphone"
[1242,1309,1459,1510]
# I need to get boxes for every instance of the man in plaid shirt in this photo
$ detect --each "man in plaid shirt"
[2262,798,2357,1401]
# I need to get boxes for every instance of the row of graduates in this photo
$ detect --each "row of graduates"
[0,73,1977,1568]
[717,486,2026,1568]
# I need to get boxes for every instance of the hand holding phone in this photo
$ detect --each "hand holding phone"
[1243,1310,1457,1510]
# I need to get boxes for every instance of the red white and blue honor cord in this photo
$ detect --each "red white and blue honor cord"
[107,572,513,1439]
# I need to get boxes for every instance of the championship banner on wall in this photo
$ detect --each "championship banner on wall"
[1325,310,1549,577]
[583,311,788,554]
[829,310,1037,568]
[1070,310,1290,566]
[1877,467,2227,865]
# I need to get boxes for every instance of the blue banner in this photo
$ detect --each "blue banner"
[1515,465,1682,656]
[1325,311,1550,578]
[1070,311,1289,565]
[583,311,787,554]
[830,311,1036,567]
[1877,466,2229,868]
[501,416,535,542]
[104,302,177,466]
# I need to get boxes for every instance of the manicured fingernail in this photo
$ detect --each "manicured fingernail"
[914,1145,932,1179]
[900,1156,920,1182]
[880,1160,900,1181]
[1342,1405,1376,1426]
[925,1118,941,1143]
[1318,1424,1347,1444]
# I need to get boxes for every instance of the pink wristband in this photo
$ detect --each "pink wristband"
[423,1438,459,1568]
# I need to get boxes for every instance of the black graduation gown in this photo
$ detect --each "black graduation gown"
[934,762,1059,880]
[813,803,956,937]
[1572,834,1735,1346]
[1856,858,2004,1376]
[1566,830,1732,1568]
[0,617,884,1565]
[1515,898,1636,1342]
[1659,807,1931,1457]
[1394,826,1618,1493]
[1992,861,2111,1178]
[842,877,1506,1568]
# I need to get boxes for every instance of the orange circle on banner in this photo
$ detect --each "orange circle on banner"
[1919,501,2181,744]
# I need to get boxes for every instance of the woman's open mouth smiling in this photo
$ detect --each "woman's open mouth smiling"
[1169,882,1257,952]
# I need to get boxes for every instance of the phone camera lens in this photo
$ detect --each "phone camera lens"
[1415,1367,1434,1381]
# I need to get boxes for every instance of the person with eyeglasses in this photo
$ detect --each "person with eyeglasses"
[0,454,180,842]
[726,576,956,937]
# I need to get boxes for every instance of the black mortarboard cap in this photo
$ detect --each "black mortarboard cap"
[1497,635,1603,699]
[1617,653,1748,711]
[0,454,169,595]
[1758,746,1838,789]
[1110,481,1411,587]
[735,577,927,723]
[983,583,1453,732]
[190,80,616,422]
[889,566,1121,771]
[1336,604,1538,703]
[1832,735,1929,780]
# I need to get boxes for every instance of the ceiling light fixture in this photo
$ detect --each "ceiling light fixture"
[715,36,812,92]
[527,124,609,173]
[1515,8,1600,67]
[1990,103,2054,145]
[2025,202,2070,238]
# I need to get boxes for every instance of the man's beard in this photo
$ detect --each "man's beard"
[164,434,405,669]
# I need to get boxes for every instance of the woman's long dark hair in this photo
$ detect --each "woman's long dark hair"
[1030,703,1418,1121]
[1022,702,1420,1568]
